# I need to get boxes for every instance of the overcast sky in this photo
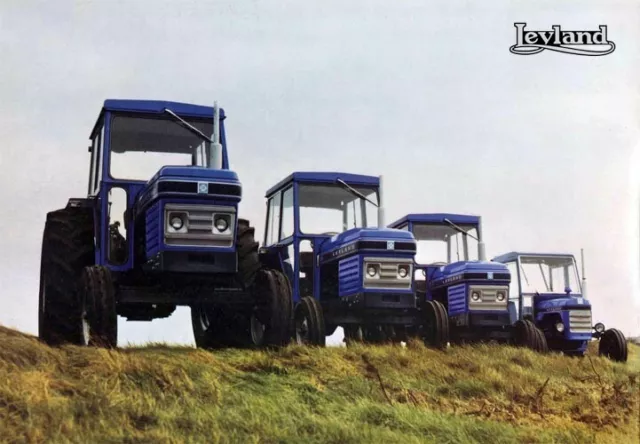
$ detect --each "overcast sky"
[1,1,638,346]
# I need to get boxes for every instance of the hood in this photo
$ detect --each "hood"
[426,260,510,281]
[318,227,416,259]
[149,166,240,184]
[534,293,590,311]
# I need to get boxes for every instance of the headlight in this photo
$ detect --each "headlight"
[555,322,565,333]
[366,264,379,277]
[594,322,605,333]
[170,214,184,230]
[214,216,229,232]
[397,265,409,278]
[496,291,506,302]
[471,291,481,301]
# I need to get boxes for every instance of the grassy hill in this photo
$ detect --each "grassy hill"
[0,326,638,444]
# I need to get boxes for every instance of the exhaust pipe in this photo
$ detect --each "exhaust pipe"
[581,248,587,298]
[477,215,487,261]
[210,101,223,169]
[378,174,385,228]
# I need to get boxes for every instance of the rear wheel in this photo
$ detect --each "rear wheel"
[599,328,628,362]
[513,320,542,351]
[80,265,117,347]
[39,206,95,346]
[191,218,261,349]
[532,327,548,353]
[423,300,449,349]
[294,296,325,346]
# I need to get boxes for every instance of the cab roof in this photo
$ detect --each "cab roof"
[90,99,225,138]
[265,172,379,197]
[492,251,576,263]
[388,213,480,228]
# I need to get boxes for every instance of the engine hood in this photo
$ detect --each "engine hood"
[149,166,240,184]
[534,293,590,312]
[134,167,242,215]
[427,260,510,282]
[318,227,416,262]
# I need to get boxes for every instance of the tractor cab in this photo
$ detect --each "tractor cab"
[389,213,513,343]
[491,251,627,362]
[86,100,242,273]
[491,252,592,335]
[259,172,425,345]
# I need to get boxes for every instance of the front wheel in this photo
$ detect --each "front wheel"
[294,297,325,346]
[599,328,628,362]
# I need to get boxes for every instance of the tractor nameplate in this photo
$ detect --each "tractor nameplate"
[387,241,395,250]
[198,182,208,194]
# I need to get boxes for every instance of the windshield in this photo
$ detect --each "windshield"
[518,255,581,294]
[109,114,216,181]
[298,183,379,234]
[412,223,479,265]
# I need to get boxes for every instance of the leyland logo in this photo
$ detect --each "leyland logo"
[510,23,616,56]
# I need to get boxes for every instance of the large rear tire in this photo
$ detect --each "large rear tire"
[513,319,542,351]
[191,219,261,349]
[294,296,325,346]
[423,300,450,349]
[80,265,118,347]
[253,268,293,347]
[39,206,95,346]
[599,328,628,362]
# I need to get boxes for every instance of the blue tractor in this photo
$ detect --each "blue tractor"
[258,172,449,347]
[38,99,291,349]
[491,251,628,362]
[388,213,546,351]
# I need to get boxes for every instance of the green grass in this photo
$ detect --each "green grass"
[0,326,638,443]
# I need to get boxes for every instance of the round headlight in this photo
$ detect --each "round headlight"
[367,265,378,277]
[170,216,184,230]
[398,266,409,278]
[214,217,228,232]
[555,322,565,333]
[594,322,605,333]
[496,292,506,302]
[471,291,481,301]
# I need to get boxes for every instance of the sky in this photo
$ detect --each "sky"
[0,0,638,346]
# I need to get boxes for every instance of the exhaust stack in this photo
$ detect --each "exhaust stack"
[477,215,487,261]
[210,101,223,169]
[581,248,588,298]
[377,174,385,228]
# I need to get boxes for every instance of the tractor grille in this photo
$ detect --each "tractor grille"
[468,286,509,311]
[568,309,592,334]
[362,257,412,290]
[164,204,235,248]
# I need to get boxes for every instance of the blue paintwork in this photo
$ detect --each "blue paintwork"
[83,99,238,275]
[265,171,380,197]
[389,213,480,227]
[148,166,239,183]
[318,227,415,256]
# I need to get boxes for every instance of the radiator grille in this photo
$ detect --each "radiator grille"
[164,204,235,248]
[362,257,412,290]
[468,286,509,310]
[568,309,592,334]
